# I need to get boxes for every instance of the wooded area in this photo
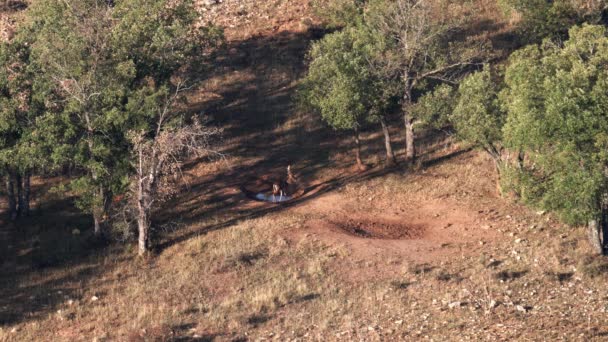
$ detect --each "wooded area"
[302,0,608,253]
[0,0,223,255]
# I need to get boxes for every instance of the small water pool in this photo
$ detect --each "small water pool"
[254,193,293,202]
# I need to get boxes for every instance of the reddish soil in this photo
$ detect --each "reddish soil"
[291,193,499,264]
[328,217,425,239]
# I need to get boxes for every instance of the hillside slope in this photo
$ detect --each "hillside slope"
[2,1,608,341]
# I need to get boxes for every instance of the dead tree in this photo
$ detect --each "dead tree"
[130,84,221,256]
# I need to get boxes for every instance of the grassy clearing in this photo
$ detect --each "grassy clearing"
[3,151,608,341]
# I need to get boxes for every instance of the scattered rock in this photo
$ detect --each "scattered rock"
[72,229,80,235]
[489,300,499,309]
[91,296,99,302]
[516,305,531,313]
[203,0,221,6]
[536,210,546,216]
[448,301,462,309]
[394,320,403,325]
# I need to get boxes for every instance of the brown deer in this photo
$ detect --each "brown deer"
[272,165,297,202]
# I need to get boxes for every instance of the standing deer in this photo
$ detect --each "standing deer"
[272,165,297,202]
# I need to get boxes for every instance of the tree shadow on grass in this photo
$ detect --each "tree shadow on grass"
[155,163,402,253]
[0,194,129,327]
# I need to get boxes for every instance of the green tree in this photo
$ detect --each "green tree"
[20,0,222,254]
[0,29,53,220]
[502,25,608,254]
[0,42,20,220]
[366,0,489,163]
[412,84,456,132]
[300,25,398,168]
[453,67,506,168]
[25,0,133,235]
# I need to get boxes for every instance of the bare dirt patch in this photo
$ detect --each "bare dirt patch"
[328,217,425,239]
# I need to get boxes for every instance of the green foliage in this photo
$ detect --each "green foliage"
[365,0,489,84]
[499,0,607,43]
[299,25,396,131]
[23,0,134,216]
[0,0,223,231]
[112,0,222,85]
[0,17,61,225]
[412,84,456,130]
[452,67,505,158]
[502,24,608,224]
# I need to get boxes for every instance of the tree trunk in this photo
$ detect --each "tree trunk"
[494,160,503,196]
[379,117,396,166]
[92,186,105,236]
[517,150,525,170]
[22,171,30,217]
[137,206,149,256]
[588,218,603,254]
[16,173,23,217]
[93,213,102,236]
[602,206,608,255]
[353,127,365,171]
[404,112,415,162]
[403,89,416,163]
[137,182,150,256]
[5,173,17,221]
[588,195,608,255]
[85,119,105,236]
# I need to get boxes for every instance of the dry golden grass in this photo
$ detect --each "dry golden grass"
[3,149,608,341]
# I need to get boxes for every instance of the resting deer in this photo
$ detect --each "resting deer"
[272,165,297,202]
